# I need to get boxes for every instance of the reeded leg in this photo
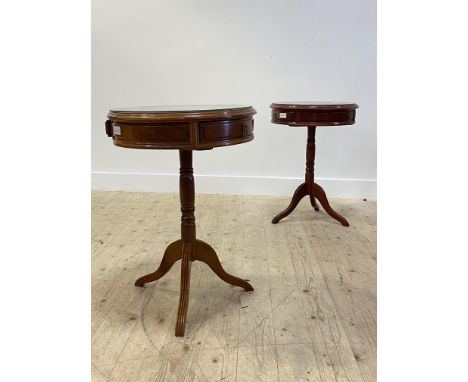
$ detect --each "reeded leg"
[311,183,349,227]
[194,240,253,291]
[175,241,193,336]
[134,240,182,287]
[310,195,319,211]
[272,183,308,224]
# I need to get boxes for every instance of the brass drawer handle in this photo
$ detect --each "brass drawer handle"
[242,121,252,136]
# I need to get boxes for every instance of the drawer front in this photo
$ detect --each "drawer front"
[198,118,253,143]
[299,110,355,124]
[111,122,191,145]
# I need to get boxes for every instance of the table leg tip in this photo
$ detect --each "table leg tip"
[175,326,185,337]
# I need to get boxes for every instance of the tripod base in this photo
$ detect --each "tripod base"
[272,182,349,226]
[135,239,253,336]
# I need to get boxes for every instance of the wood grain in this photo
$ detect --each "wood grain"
[270,102,358,126]
[92,191,376,381]
[106,106,256,150]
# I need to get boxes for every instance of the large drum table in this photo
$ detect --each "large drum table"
[270,101,358,226]
[105,105,255,336]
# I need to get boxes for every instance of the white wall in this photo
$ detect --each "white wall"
[92,0,376,198]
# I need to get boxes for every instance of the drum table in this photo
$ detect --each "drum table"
[270,101,358,226]
[105,105,256,336]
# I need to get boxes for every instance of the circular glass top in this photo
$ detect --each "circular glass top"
[109,104,252,113]
[272,101,356,106]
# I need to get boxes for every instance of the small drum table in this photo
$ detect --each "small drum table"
[270,101,358,226]
[105,105,256,336]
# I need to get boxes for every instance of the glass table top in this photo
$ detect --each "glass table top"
[110,104,252,113]
[272,101,357,106]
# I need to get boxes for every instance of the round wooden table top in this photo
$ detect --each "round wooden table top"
[106,105,256,150]
[270,101,358,126]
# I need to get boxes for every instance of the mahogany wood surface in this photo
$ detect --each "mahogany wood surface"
[271,101,358,126]
[270,102,358,226]
[106,104,256,150]
[106,105,255,337]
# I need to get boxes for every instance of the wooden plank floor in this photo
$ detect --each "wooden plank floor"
[92,191,376,382]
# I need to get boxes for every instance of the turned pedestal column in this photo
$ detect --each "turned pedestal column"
[134,150,252,336]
